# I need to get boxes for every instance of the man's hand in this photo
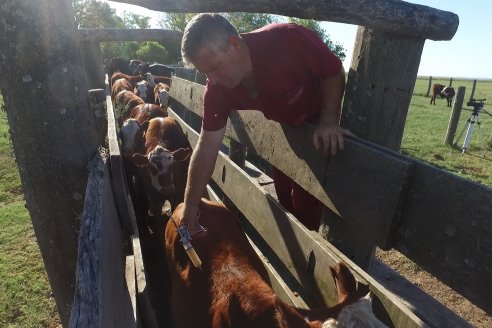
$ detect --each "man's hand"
[180,203,206,236]
[313,121,355,156]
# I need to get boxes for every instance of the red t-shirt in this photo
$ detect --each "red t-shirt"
[202,23,342,131]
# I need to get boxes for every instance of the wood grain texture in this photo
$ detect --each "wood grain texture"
[111,0,458,40]
[170,77,413,248]
[168,108,432,327]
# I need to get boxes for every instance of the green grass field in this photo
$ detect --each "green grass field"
[404,77,492,186]
[0,77,491,326]
[0,95,61,327]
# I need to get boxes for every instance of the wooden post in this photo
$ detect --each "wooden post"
[426,76,433,97]
[80,41,104,89]
[342,27,425,150]
[195,70,207,85]
[88,89,107,145]
[323,26,424,269]
[229,139,246,167]
[174,67,196,82]
[470,79,477,100]
[445,86,465,145]
[0,0,99,325]
[449,77,453,86]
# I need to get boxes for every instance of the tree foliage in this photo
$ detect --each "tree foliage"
[158,13,196,32]
[72,2,346,63]
[287,17,346,61]
[123,12,151,29]
[225,13,278,33]
[72,0,125,28]
[136,42,169,63]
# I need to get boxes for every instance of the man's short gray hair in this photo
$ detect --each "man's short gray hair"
[181,13,239,67]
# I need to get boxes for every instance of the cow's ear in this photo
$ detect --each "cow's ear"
[132,153,148,167]
[172,148,192,161]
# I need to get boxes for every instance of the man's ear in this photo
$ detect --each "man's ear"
[228,35,241,50]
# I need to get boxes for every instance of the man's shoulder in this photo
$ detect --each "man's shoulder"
[245,22,305,35]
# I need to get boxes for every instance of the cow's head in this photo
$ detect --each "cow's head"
[156,89,170,108]
[323,293,387,328]
[135,80,148,101]
[146,72,156,88]
[132,146,192,195]
[121,119,149,158]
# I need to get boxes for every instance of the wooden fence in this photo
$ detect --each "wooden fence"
[70,0,488,327]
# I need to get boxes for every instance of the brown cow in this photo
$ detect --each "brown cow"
[113,90,145,127]
[165,199,388,328]
[120,103,168,158]
[154,82,171,109]
[111,78,133,101]
[431,84,455,107]
[145,72,172,88]
[132,117,192,217]
[110,72,144,88]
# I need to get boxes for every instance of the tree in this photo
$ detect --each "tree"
[0,0,99,326]
[288,18,346,61]
[226,13,278,33]
[159,12,196,32]
[136,41,169,63]
[73,0,125,28]
[123,12,151,29]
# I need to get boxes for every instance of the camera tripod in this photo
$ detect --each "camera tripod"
[454,98,489,154]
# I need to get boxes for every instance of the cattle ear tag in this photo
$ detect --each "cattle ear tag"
[131,153,149,167]
[172,148,192,161]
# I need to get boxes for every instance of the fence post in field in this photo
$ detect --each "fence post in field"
[449,77,453,86]
[426,76,433,97]
[445,86,465,145]
[470,79,477,100]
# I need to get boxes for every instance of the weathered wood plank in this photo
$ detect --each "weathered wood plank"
[125,255,138,326]
[77,28,182,43]
[370,260,472,327]
[112,0,458,40]
[70,155,105,328]
[342,27,425,150]
[395,161,492,314]
[70,154,135,328]
[204,186,309,309]
[106,91,136,234]
[168,107,426,327]
[100,165,136,328]
[132,233,159,328]
[170,77,413,248]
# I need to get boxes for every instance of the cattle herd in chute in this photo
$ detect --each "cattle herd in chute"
[109,57,387,327]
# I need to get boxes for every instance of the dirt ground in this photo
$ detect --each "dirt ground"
[375,249,491,327]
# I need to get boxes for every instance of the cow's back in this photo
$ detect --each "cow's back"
[145,117,191,154]
[165,200,272,328]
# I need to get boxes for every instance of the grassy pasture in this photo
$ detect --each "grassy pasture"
[0,95,61,327]
[403,77,492,187]
[0,77,491,326]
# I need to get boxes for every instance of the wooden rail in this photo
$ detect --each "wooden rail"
[113,0,458,40]
[166,106,426,327]
[169,76,492,316]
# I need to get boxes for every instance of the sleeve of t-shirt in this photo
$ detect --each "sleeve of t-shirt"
[288,24,342,78]
[202,82,232,131]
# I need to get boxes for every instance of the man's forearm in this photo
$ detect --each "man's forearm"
[318,67,346,125]
[183,127,226,209]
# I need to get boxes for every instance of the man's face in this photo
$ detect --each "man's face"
[193,38,244,89]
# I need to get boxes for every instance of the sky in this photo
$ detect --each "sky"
[105,0,491,79]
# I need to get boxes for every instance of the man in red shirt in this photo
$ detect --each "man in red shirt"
[180,13,353,233]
